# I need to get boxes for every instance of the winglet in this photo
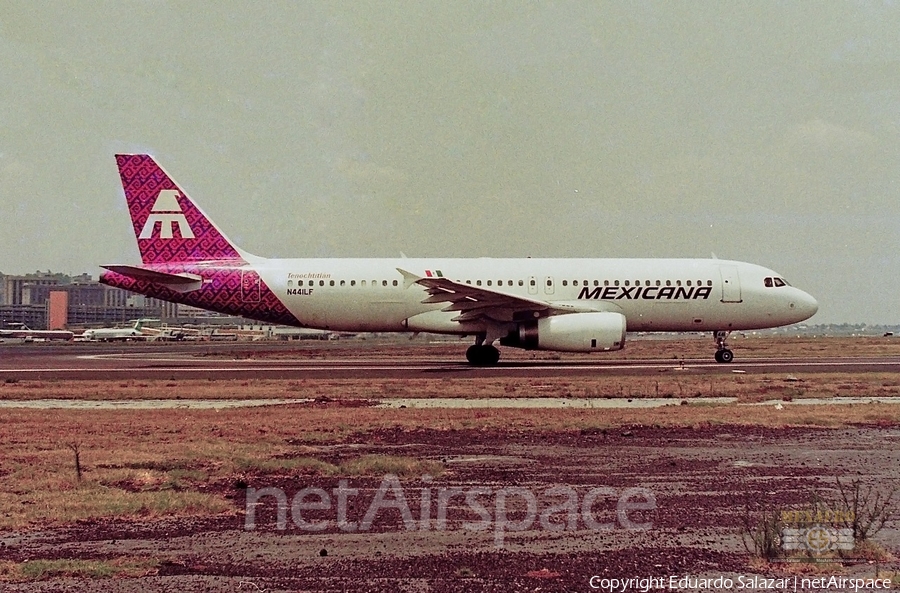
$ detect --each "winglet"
[396,268,421,290]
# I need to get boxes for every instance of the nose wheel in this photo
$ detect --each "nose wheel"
[714,348,734,363]
[713,331,734,363]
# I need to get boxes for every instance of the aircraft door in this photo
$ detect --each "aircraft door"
[241,269,262,303]
[718,265,742,303]
[528,276,538,295]
[544,276,555,295]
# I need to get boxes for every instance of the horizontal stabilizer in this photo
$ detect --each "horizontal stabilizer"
[101,265,203,292]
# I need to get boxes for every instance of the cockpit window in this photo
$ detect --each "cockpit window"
[764,277,773,288]
[773,277,786,287]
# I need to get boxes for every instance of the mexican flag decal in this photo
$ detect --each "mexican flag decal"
[424,270,444,278]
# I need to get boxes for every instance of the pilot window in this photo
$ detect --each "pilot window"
[764,277,773,288]
[773,278,786,287]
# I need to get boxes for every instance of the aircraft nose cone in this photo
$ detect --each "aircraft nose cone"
[792,291,818,321]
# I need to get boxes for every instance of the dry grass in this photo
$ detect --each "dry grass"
[0,557,159,582]
[1,372,898,404]
[1,337,898,532]
[2,398,899,530]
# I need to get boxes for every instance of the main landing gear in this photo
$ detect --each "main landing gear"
[713,331,734,363]
[466,344,501,365]
[466,334,501,366]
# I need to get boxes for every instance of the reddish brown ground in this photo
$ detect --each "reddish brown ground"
[3,423,899,592]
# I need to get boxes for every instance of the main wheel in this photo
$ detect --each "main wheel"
[466,345,501,366]
[483,345,500,365]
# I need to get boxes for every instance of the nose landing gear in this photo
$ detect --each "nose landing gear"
[713,331,734,363]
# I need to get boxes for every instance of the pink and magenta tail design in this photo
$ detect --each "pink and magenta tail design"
[105,154,301,327]
[116,154,243,264]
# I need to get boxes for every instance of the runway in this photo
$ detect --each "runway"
[0,341,898,380]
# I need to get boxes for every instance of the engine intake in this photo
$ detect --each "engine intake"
[500,312,626,352]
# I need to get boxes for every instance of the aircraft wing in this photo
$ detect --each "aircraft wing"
[397,268,587,323]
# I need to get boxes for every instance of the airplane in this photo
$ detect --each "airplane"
[0,323,74,341]
[80,318,153,342]
[100,154,818,365]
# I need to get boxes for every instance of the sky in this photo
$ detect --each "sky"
[0,2,898,324]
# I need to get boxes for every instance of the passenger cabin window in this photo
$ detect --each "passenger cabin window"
[319,280,325,286]
[330,280,335,286]
[519,280,524,286]
[351,280,356,286]
[476,280,482,286]
[340,280,345,286]
[487,280,492,286]
[562,280,568,286]
[393,280,398,286]
[529,279,535,286]
[287,280,293,287]
[361,280,367,287]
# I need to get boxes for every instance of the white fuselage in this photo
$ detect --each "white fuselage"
[250,257,818,334]
[81,327,144,341]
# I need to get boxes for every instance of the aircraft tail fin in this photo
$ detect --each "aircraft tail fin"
[115,154,246,264]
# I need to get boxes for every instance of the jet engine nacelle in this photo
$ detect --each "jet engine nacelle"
[500,311,626,352]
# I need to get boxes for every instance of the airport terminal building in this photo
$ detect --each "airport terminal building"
[0,272,181,329]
